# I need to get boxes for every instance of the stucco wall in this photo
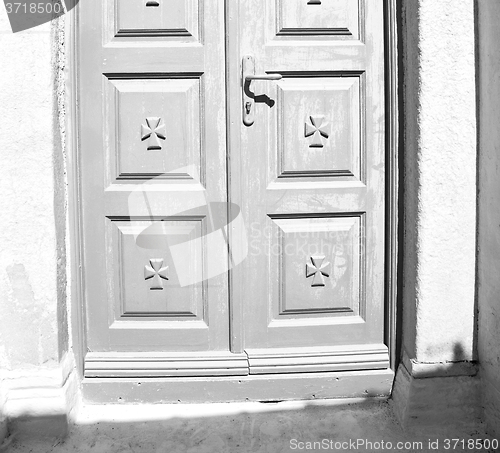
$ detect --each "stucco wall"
[391,0,480,429]
[0,6,70,439]
[401,0,477,365]
[477,0,500,439]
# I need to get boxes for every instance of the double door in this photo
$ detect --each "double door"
[80,0,390,397]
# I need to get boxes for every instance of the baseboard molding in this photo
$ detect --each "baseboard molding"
[84,351,249,378]
[246,344,389,374]
[0,352,80,439]
[402,352,477,379]
[391,357,482,430]
[85,345,389,378]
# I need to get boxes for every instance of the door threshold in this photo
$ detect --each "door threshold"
[82,368,394,404]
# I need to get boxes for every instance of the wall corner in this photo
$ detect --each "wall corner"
[0,352,80,441]
[391,353,482,432]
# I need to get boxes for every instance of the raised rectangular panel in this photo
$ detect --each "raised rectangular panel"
[106,77,203,181]
[115,0,200,39]
[277,76,362,180]
[271,215,364,318]
[109,218,206,321]
[276,0,360,38]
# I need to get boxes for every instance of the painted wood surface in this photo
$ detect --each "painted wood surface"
[79,0,230,356]
[229,0,388,365]
[79,0,390,395]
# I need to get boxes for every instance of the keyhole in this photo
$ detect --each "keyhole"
[245,102,252,114]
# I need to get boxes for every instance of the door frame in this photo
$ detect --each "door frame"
[383,0,399,372]
[66,0,399,400]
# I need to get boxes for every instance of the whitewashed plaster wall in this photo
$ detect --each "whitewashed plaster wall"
[400,0,476,366]
[0,7,74,439]
[477,0,500,440]
[392,0,480,428]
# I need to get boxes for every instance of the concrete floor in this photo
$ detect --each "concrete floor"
[2,398,497,453]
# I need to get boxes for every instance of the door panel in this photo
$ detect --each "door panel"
[276,76,361,179]
[232,0,388,371]
[80,0,233,371]
[271,215,362,317]
[115,0,200,39]
[107,77,202,180]
[276,0,360,38]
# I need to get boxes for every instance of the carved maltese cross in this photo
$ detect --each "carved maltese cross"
[141,117,166,150]
[144,258,169,290]
[305,115,330,148]
[306,255,331,287]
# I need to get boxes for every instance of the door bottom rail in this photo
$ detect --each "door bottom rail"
[84,344,389,378]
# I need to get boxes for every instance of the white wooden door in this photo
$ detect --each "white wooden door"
[228,0,389,374]
[80,0,249,377]
[79,0,390,394]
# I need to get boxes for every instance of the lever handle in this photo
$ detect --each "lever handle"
[242,55,282,126]
[245,74,283,81]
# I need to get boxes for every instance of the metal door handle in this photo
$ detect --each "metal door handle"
[242,55,282,126]
[245,74,283,81]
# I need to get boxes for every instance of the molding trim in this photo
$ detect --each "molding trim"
[85,347,391,378]
[401,351,477,379]
[246,345,389,374]
[384,0,399,373]
[0,353,79,438]
[65,0,86,379]
[84,352,249,378]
